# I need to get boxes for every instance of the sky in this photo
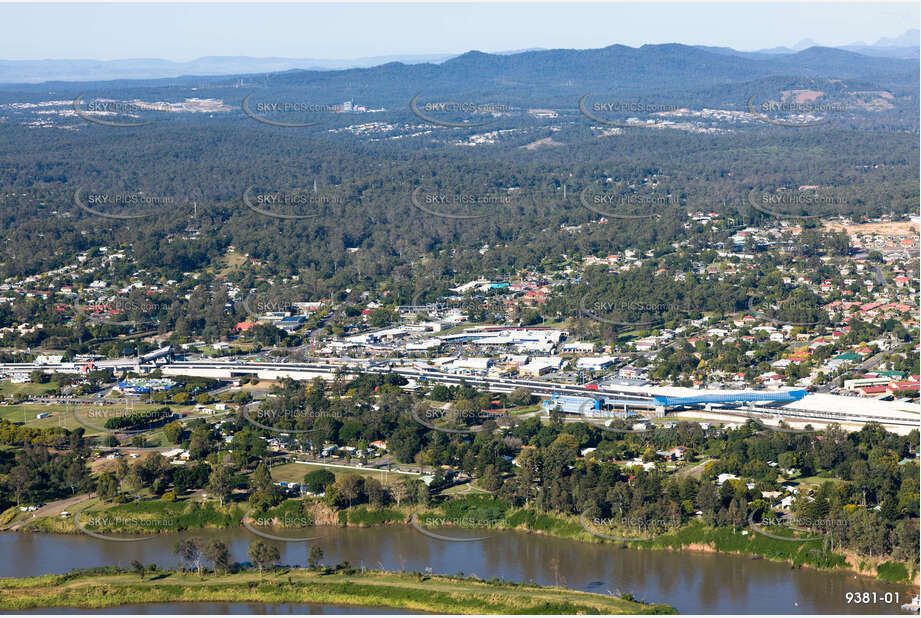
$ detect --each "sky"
[0,2,917,61]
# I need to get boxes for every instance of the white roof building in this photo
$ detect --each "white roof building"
[576,356,616,371]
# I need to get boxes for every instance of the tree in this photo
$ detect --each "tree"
[123,465,143,496]
[248,540,280,577]
[131,559,145,580]
[364,476,387,508]
[697,483,719,526]
[207,464,233,506]
[308,545,324,570]
[63,456,88,495]
[174,537,205,576]
[391,479,410,507]
[549,405,564,426]
[7,465,32,505]
[410,479,430,507]
[205,540,231,574]
[163,421,184,444]
[480,464,503,492]
[250,461,281,509]
[96,471,118,500]
[303,469,335,494]
[507,387,533,407]
[336,475,363,509]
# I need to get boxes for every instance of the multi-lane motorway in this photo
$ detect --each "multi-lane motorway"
[156,359,919,433]
[2,358,918,433]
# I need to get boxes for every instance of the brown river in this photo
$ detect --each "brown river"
[0,527,911,614]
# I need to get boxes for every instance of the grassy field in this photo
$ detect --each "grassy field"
[270,462,410,486]
[508,405,541,416]
[0,569,673,614]
[0,404,94,432]
[790,474,847,490]
[439,482,494,496]
[0,401,197,440]
[0,381,59,398]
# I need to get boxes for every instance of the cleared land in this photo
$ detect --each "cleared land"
[270,461,409,486]
[823,220,920,237]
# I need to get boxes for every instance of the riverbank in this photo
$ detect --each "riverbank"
[9,494,917,586]
[403,496,919,585]
[0,568,674,614]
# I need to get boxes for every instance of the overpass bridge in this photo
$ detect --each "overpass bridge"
[1,358,917,433]
[155,360,919,432]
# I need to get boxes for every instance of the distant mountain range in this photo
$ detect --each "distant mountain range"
[753,29,920,59]
[0,53,458,84]
[0,30,917,84]
[9,41,901,114]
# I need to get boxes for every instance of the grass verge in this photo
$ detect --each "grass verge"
[0,568,675,614]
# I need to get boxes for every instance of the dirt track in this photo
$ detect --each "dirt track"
[3,493,92,531]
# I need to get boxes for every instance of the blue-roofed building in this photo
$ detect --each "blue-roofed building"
[541,394,600,415]
[276,315,306,332]
[652,390,807,410]
[541,393,653,418]
[117,378,178,394]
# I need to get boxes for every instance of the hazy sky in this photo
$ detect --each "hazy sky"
[1,2,917,61]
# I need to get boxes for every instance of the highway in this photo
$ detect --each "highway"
[157,359,919,432]
[2,358,918,433]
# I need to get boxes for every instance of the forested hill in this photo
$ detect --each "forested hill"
[1,42,917,103]
[0,40,916,292]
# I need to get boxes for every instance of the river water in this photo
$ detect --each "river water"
[0,527,909,614]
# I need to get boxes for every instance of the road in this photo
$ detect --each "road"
[817,349,887,393]
[2,493,92,531]
[3,357,918,432]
